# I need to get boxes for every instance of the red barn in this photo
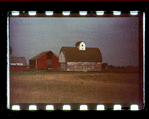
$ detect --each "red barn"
[10,57,27,71]
[29,51,59,70]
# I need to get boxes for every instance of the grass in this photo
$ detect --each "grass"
[10,69,138,75]
[10,70,64,75]
[76,73,139,85]
[10,69,139,86]
[10,70,101,75]
[10,72,139,103]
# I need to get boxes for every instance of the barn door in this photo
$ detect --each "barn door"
[47,59,52,68]
[29,60,36,69]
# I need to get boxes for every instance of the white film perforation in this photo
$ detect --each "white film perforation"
[28,11,36,16]
[113,11,121,15]
[11,11,19,16]
[113,104,122,110]
[29,105,37,110]
[46,105,54,110]
[12,105,20,110]
[130,11,138,15]
[45,11,53,16]
[62,11,70,16]
[79,11,87,16]
[63,105,71,110]
[130,104,139,110]
[96,11,104,15]
[79,105,88,110]
[96,105,105,110]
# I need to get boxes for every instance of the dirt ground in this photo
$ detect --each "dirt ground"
[10,73,139,104]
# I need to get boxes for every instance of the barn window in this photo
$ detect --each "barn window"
[10,63,23,65]
[79,42,86,50]
[17,63,23,65]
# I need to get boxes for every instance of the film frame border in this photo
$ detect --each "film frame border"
[11,103,140,111]
[7,10,145,111]
[9,10,141,17]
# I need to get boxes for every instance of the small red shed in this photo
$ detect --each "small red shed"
[29,51,59,70]
[10,57,27,71]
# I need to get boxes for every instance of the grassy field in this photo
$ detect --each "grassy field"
[10,68,138,75]
[10,71,139,104]
[10,70,90,75]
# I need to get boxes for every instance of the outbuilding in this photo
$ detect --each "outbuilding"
[59,41,102,71]
[10,57,27,71]
[29,51,59,70]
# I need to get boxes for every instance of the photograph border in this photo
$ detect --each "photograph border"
[7,10,145,111]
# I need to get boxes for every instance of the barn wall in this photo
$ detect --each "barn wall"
[66,62,102,71]
[59,51,65,63]
[37,54,47,69]
[59,63,66,71]
[47,59,52,68]
[52,54,59,69]
[10,66,27,71]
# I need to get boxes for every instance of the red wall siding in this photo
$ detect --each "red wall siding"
[29,52,59,70]
[37,54,47,69]
[52,54,59,69]
[10,66,27,71]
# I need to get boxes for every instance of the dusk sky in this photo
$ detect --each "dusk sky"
[9,16,139,67]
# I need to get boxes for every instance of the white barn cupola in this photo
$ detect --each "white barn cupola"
[75,41,86,50]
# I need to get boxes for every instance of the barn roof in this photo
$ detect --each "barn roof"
[29,51,58,60]
[10,57,27,66]
[60,47,102,62]
[29,51,50,60]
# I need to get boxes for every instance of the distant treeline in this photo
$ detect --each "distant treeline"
[102,63,139,73]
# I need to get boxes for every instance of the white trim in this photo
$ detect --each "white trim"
[59,51,65,63]
[36,60,37,69]
[79,42,86,50]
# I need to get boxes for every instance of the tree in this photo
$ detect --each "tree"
[109,65,114,69]
[102,63,108,69]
